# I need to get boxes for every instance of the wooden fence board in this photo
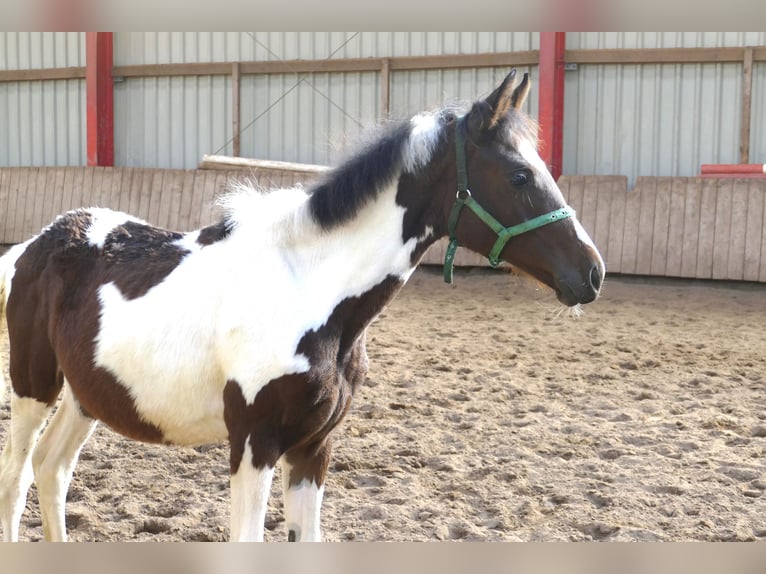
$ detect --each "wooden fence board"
[580,176,599,250]
[1,168,764,284]
[635,177,656,275]
[712,178,733,280]
[155,169,174,228]
[137,169,155,223]
[743,181,765,281]
[8,168,29,243]
[726,179,749,280]
[620,187,642,275]
[127,169,145,218]
[166,171,186,231]
[650,177,671,276]
[760,183,766,283]
[593,178,613,271]
[178,170,197,232]
[566,175,585,216]
[605,177,627,274]
[0,169,12,243]
[680,178,702,278]
[665,177,687,277]
[695,178,718,279]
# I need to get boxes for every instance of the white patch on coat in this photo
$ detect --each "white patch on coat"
[281,477,324,542]
[32,384,98,541]
[402,113,442,174]
[86,208,146,248]
[229,437,274,542]
[0,395,52,542]
[92,178,421,445]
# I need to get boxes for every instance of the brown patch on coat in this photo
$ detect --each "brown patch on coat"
[224,276,402,484]
[197,219,234,246]
[6,210,171,441]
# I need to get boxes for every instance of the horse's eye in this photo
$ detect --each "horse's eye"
[510,170,529,187]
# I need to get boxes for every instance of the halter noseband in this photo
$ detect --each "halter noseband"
[443,117,575,283]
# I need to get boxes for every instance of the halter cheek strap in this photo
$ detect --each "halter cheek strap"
[443,117,575,283]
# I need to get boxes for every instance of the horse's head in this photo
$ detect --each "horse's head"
[444,70,605,306]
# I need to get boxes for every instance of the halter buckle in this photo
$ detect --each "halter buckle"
[456,188,471,199]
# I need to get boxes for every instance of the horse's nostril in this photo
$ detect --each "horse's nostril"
[590,264,603,292]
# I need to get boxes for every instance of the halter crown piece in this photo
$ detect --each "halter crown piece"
[442,116,575,283]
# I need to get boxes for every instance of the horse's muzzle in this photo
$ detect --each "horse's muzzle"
[555,259,605,306]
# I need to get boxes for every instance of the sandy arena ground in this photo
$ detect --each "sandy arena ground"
[1,267,765,542]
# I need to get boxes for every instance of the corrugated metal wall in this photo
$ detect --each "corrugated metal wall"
[113,32,535,167]
[0,32,764,184]
[564,32,766,185]
[0,32,86,166]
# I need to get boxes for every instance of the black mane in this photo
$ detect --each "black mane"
[307,120,414,229]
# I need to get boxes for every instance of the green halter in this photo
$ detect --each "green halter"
[443,117,575,283]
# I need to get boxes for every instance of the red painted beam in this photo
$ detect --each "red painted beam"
[538,32,566,180]
[86,32,114,166]
[701,163,766,174]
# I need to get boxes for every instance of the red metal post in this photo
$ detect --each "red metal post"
[538,32,566,180]
[86,32,114,166]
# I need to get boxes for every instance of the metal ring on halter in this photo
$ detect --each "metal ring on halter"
[456,188,472,199]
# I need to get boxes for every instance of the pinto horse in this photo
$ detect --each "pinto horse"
[0,71,604,542]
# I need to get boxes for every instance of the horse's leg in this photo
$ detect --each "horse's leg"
[280,439,331,542]
[229,436,275,542]
[0,394,53,541]
[32,384,97,542]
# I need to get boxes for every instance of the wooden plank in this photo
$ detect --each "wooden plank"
[758,182,766,283]
[104,167,122,212]
[726,179,749,280]
[165,170,185,231]
[0,66,86,82]
[116,168,135,214]
[60,167,78,213]
[71,167,91,214]
[743,181,765,281]
[176,170,197,232]
[665,177,687,277]
[127,168,145,217]
[605,177,627,274]
[635,177,656,275]
[55,167,73,216]
[381,58,391,118]
[4,169,20,244]
[565,47,747,65]
[566,175,585,217]
[681,178,702,278]
[147,169,165,226]
[620,186,642,275]
[650,177,671,276]
[740,48,753,164]
[20,168,39,241]
[100,168,117,210]
[188,169,209,231]
[11,169,32,243]
[580,176,599,245]
[154,169,175,229]
[0,170,12,243]
[28,167,48,234]
[592,178,614,268]
[232,62,241,158]
[712,178,733,279]
[197,171,221,228]
[136,169,155,223]
[695,178,718,279]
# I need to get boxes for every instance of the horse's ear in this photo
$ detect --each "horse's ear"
[465,70,518,139]
[485,69,518,126]
[510,72,531,110]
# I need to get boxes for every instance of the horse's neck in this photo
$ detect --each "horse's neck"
[292,180,424,289]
